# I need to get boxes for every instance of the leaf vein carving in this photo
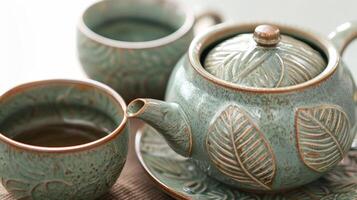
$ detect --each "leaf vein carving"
[206,105,276,190]
[204,35,326,88]
[301,111,344,155]
[296,105,351,172]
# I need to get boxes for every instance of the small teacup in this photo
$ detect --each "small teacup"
[77,0,222,102]
[0,79,128,200]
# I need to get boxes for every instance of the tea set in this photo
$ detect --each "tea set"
[0,0,357,199]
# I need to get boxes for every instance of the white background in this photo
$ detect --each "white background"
[0,0,356,94]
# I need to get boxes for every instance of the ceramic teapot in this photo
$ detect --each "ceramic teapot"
[127,22,357,192]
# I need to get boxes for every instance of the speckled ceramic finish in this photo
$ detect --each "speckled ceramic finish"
[204,29,326,87]
[77,0,221,102]
[0,80,128,200]
[136,125,357,200]
[127,22,357,192]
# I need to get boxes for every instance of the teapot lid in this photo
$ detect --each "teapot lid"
[204,25,327,88]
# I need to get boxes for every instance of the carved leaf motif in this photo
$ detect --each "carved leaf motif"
[296,105,351,172]
[206,105,276,190]
[285,182,357,200]
[78,32,188,100]
[205,47,284,88]
[1,178,72,200]
[204,35,326,88]
[144,155,197,181]
[137,125,357,200]
[197,189,236,200]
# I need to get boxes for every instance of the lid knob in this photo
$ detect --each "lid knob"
[253,25,281,46]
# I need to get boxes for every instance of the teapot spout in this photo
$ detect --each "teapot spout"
[127,98,192,157]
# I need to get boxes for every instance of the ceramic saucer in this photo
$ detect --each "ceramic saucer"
[135,125,357,200]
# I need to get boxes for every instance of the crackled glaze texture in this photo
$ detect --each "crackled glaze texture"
[127,22,357,192]
[0,81,128,200]
[204,34,326,88]
[296,105,352,173]
[137,126,357,200]
[77,0,194,102]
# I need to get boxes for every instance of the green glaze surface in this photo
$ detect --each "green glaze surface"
[77,0,195,102]
[0,80,128,200]
[204,33,326,88]
[136,125,357,200]
[127,99,192,157]
[127,22,357,192]
[94,17,176,42]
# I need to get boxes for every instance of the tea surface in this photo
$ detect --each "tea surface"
[0,104,117,148]
[94,17,176,42]
[12,122,109,147]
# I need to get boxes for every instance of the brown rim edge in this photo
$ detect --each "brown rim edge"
[0,79,128,153]
[126,98,149,118]
[189,22,340,93]
[77,0,195,49]
[135,127,191,200]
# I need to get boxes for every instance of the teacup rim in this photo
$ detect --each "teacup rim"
[77,0,195,49]
[0,79,128,153]
[188,21,340,93]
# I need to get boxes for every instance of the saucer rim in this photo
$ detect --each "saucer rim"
[135,127,190,200]
[135,125,357,199]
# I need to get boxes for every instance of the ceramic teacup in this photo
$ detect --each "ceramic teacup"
[77,0,222,102]
[0,79,128,200]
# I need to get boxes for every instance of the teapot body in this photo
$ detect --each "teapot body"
[165,55,356,192]
[126,22,357,192]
